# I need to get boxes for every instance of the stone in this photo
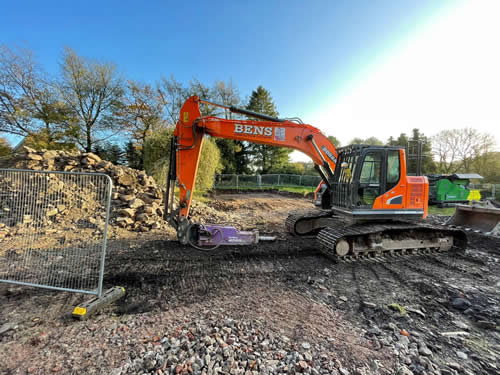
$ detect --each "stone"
[116,217,133,227]
[118,173,136,186]
[451,298,471,311]
[82,152,102,163]
[27,153,43,161]
[418,345,432,356]
[296,361,308,370]
[476,320,495,329]
[119,208,136,218]
[119,194,135,202]
[42,150,58,159]
[399,334,410,346]
[0,322,17,335]
[452,320,469,330]
[301,342,311,350]
[339,296,348,302]
[397,366,414,375]
[23,146,37,154]
[456,351,468,360]
[128,198,145,209]
[136,213,148,223]
[46,208,58,217]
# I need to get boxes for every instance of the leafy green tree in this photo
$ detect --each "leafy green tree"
[0,137,11,156]
[143,128,221,191]
[389,129,436,174]
[93,142,125,165]
[327,135,341,148]
[246,86,291,173]
[59,47,124,152]
[350,136,383,145]
[125,141,143,169]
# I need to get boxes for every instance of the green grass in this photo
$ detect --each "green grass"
[428,206,456,216]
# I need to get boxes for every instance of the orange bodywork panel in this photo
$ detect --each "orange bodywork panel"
[174,96,338,219]
[372,149,428,218]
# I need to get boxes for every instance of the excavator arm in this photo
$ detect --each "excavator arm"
[165,96,337,245]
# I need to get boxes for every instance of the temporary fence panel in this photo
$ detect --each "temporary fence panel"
[0,169,112,296]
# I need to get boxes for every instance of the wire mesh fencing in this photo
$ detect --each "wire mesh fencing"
[214,173,322,190]
[469,183,500,200]
[0,169,112,296]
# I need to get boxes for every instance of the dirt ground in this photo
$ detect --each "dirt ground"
[0,193,499,374]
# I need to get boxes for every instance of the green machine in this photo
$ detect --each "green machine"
[427,173,483,207]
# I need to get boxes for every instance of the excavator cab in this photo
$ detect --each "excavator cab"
[324,145,428,221]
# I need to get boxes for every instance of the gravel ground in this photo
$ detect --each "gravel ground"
[1,194,499,375]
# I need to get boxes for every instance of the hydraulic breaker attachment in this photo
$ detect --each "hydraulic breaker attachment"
[177,221,275,250]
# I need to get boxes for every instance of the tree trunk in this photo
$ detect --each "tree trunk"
[86,126,92,152]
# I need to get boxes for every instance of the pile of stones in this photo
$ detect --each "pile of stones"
[3,147,234,233]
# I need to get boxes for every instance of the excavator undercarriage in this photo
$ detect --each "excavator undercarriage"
[286,210,467,261]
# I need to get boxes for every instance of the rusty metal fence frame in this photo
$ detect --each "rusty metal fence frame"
[0,169,112,296]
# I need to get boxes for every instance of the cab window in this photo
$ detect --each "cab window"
[386,151,400,190]
[360,153,382,184]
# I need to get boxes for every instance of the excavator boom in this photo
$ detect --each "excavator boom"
[167,96,337,228]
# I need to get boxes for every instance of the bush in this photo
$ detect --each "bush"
[0,137,12,157]
[143,128,221,191]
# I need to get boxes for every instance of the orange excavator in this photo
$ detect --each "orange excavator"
[165,96,466,260]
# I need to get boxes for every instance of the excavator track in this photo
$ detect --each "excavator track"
[285,211,467,262]
[317,222,467,262]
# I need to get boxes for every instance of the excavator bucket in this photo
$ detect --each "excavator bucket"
[447,201,500,235]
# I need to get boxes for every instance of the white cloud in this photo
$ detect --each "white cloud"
[292,0,500,161]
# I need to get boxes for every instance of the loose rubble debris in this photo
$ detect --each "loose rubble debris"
[0,147,239,238]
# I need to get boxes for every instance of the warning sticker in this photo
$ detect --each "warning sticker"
[274,127,286,141]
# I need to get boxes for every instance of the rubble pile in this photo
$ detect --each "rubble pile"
[3,147,236,233]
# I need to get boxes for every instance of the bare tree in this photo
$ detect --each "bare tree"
[213,79,240,119]
[120,80,165,145]
[157,75,187,125]
[432,128,496,173]
[0,45,70,142]
[58,47,123,152]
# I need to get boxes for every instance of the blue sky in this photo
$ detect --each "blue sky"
[3,0,498,155]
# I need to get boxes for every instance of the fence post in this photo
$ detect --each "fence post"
[299,175,302,186]
[493,184,496,199]
[277,174,280,186]
[236,175,239,190]
[257,174,262,188]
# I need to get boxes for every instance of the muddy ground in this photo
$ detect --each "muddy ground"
[0,193,499,374]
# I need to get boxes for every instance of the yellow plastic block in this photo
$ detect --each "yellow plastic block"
[467,190,481,201]
[72,306,87,316]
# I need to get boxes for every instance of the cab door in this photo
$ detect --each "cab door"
[355,150,384,208]
[381,149,404,208]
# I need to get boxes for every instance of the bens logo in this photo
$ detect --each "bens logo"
[234,124,273,136]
